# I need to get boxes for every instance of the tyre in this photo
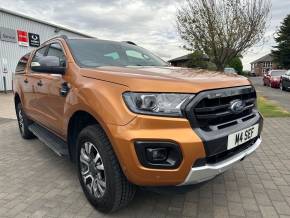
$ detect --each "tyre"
[76,125,136,213]
[16,102,34,139]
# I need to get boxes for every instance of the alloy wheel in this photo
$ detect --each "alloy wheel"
[80,141,106,198]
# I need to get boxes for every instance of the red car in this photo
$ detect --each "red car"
[263,70,286,88]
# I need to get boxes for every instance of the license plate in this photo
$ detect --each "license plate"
[227,124,259,150]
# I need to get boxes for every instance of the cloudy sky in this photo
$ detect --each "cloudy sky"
[1,0,290,70]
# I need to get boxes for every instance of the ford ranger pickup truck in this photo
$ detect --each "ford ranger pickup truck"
[13,35,263,213]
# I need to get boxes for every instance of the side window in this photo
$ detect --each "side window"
[31,46,49,67]
[47,43,66,67]
[287,71,290,76]
[15,53,31,74]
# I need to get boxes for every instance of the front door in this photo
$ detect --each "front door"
[31,42,68,137]
[25,46,49,120]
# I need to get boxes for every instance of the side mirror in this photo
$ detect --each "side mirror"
[31,56,66,75]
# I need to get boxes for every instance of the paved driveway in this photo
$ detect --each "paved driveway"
[1,93,290,218]
[250,77,290,111]
[0,118,290,218]
[0,93,16,120]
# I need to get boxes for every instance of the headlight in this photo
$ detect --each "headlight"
[123,92,195,117]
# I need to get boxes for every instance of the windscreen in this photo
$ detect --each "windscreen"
[271,71,286,76]
[67,39,169,68]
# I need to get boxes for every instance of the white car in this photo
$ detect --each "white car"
[224,67,237,74]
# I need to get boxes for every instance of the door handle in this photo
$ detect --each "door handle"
[24,79,28,84]
[60,82,70,97]
[37,80,43,86]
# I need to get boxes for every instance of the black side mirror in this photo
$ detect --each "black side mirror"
[31,56,66,75]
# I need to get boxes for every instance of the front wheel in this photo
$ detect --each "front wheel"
[76,125,136,213]
[16,103,34,139]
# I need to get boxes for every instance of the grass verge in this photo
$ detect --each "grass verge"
[258,96,290,117]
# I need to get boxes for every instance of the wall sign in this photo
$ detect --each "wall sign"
[17,30,28,47]
[0,27,17,43]
[28,33,40,47]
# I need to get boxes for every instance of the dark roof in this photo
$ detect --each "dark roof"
[250,54,273,64]
[169,53,209,63]
[0,7,93,38]
[169,54,191,62]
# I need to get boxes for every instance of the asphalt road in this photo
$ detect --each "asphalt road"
[250,77,290,111]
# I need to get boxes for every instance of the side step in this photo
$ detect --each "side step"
[28,123,69,157]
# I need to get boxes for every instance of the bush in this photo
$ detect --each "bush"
[228,57,243,74]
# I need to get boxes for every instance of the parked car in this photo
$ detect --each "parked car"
[263,70,287,88]
[224,67,237,74]
[249,70,256,77]
[13,36,263,213]
[280,70,290,91]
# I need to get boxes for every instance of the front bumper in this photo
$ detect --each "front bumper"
[106,112,263,186]
[179,137,261,186]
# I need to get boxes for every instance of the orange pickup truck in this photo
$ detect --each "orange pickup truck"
[13,36,263,213]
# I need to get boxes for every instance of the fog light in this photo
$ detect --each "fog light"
[134,141,182,169]
[146,148,168,162]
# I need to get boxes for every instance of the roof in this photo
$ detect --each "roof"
[0,7,93,38]
[169,53,209,63]
[250,54,273,64]
[169,54,191,62]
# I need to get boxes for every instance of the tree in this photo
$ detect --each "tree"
[228,57,243,74]
[187,51,209,68]
[176,0,271,71]
[272,15,290,69]
[187,51,217,70]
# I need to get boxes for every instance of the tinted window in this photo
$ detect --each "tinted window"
[31,46,49,67]
[15,53,31,73]
[67,39,168,68]
[47,43,66,67]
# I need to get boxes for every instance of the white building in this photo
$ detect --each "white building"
[0,8,92,91]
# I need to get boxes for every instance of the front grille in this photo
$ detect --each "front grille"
[193,137,258,167]
[185,86,257,131]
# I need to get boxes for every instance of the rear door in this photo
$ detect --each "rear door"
[31,42,68,136]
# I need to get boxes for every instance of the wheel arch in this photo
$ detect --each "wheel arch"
[67,110,112,162]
